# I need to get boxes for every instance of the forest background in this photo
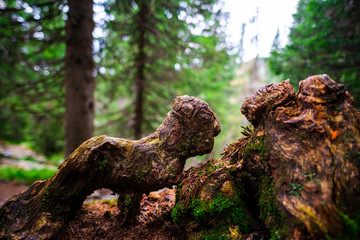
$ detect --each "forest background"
[0,0,359,175]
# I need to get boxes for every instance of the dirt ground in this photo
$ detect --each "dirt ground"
[0,180,29,206]
[65,188,185,240]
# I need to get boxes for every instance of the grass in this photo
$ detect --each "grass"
[0,165,57,185]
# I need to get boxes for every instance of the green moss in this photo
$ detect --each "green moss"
[169,166,177,176]
[258,177,288,240]
[124,195,132,209]
[189,224,232,239]
[172,193,252,234]
[242,133,270,167]
[340,211,360,239]
[202,159,225,175]
[171,203,186,223]
[326,211,360,240]
[97,153,108,170]
[98,160,107,170]
[40,188,51,212]
[136,170,145,182]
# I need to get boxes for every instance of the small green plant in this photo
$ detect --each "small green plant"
[98,160,108,170]
[302,171,316,181]
[136,170,145,182]
[124,195,132,209]
[97,153,108,170]
[241,125,254,138]
[289,183,304,198]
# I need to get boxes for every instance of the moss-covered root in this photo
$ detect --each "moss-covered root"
[171,157,259,239]
[172,75,360,240]
[0,96,221,239]
[241,74,360,239]
[117,192,143,226]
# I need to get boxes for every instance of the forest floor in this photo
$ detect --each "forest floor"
[65,188,183,239]
[0,180,28,206]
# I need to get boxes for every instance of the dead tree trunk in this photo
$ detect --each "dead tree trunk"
[173,74,360,239]
[0,96,220,240]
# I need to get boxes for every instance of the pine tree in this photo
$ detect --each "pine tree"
[0,0,66,155]
[268,0,360,107]
[96,0,234,140]
[65,0,95,156]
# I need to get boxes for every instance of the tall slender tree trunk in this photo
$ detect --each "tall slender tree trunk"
[64,0,95,156]
[250,56,259,94]
[134,3,147,139]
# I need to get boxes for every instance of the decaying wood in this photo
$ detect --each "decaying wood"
[0,96,221,240]
[261,74,360,238]
[174,74,360,239]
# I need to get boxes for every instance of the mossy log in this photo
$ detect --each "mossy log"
[173,75,360,239]
[0,96,221,240]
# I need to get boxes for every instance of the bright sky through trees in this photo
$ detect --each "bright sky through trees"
[92,0,299,62]
[223,0,299,61]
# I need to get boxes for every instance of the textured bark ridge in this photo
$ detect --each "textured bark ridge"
[244,74,360,238]
[173,74,360,239]
[0,96,221,240]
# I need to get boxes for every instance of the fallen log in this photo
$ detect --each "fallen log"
[173,74,360,239]
[0,95,221,239]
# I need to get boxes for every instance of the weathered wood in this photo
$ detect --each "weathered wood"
[173,75,360,239]
[260,74,360,239]
[0,96,221,239]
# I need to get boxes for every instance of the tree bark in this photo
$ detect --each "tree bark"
[134,2,148,139]
[65,0,95,157]
[173,74,360,239]
[0,96,220,239]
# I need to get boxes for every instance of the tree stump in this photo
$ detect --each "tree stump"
[173,74,360,239]
[0,96,221,240]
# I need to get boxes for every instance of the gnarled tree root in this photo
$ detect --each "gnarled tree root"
[173,75,360,239]
[0,96,221,239]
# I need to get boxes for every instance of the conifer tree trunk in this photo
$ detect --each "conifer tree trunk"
[65,0,95,156]
[134,2,148,139]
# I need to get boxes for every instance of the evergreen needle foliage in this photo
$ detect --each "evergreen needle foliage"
[1,0,235,158]
[268,0,360,108]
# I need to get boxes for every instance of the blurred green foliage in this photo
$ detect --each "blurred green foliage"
[95,0,236,142]
[268,0,360,108]
[0,0,66,155]
[0,166,56,185]
[1,0,235,158]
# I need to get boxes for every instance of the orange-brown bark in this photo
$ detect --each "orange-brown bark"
[174,75,360,239]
